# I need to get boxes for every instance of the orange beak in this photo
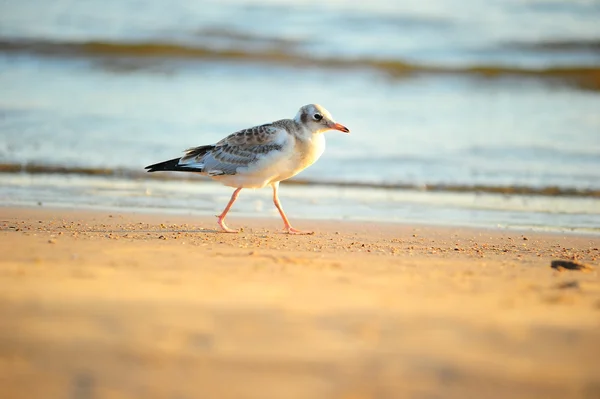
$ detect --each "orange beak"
[330,122,350,133]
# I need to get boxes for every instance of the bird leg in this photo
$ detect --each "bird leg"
[217,188,242,233]
[271,182,313,235]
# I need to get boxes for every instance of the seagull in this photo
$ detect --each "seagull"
[145,104,349,234]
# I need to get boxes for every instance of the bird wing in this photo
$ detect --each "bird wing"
[179,123,291,176]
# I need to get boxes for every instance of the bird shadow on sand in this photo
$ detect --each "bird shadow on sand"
[93,228,311,236]
[82,228,221,234]
[3,225,308,235]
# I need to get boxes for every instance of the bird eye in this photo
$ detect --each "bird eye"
[313,113,323,121]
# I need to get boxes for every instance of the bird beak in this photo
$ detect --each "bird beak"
[330,122,350,134]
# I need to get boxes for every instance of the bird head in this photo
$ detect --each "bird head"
[295,104,350,134]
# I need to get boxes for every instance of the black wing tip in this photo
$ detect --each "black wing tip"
[144,157,206,173]
[144,158,182,173]
[144,163,168,173]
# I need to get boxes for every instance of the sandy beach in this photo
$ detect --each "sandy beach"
[1,206,599,399]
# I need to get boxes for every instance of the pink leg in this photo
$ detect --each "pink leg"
[271,182,313,235]
[217,188,242,233]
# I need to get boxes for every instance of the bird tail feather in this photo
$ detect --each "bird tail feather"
[145,158,203,173]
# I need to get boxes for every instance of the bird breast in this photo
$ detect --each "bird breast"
[293,133,326,171]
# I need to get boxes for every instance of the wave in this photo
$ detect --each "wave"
[194,28,301,48]
[1,38,599,91]
[506,39,600,53]
[1,163,598,198]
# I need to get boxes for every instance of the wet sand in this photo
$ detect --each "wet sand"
[1,206,599,399]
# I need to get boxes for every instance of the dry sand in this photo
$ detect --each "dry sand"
[1,206,599,399]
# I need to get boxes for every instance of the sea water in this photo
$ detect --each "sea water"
[1,0,599,232]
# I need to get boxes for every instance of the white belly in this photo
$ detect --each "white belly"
[280,134,326,180]
[213,134,326,188]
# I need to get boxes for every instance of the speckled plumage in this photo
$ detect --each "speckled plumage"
[179,122,289,179]
[145,104,349,233]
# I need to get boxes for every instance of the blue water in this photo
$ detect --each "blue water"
[0,0,599,231]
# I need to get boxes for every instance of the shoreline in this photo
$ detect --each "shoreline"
[3,200,600,239]
[3,164,600,198]
[1,206,599,398]
[3,202,600,238]
[2,171,600,236]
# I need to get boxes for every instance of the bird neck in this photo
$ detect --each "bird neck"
[295,124,320,141]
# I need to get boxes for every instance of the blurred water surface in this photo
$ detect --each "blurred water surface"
[0,0,599,231]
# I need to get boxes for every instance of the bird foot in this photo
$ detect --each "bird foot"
[217,217,239,233]
[284,226,314,235]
